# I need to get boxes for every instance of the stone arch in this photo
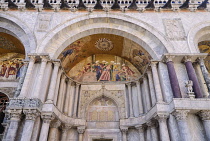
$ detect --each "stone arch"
[188,22,210,53]
[0,13,37,55]
[38,13,173,59]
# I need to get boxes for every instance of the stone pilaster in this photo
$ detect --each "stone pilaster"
[155,114,170,141]
[46,60,60,103]
[147,69,156,106]
[48,120,61,141]
[173,110,191,141]
[165,55,182,98]
[198,110,210,141]
[4,109,22,141]
[39,113,55,141]
[73,83,80,118]
[183,56,202,98]
[77,126,85,141]
[126,83,134,117]
[20,109,40,141]
[136,80,144,115]
[147,121,158,141]
[135,125,145,141]
[150,61,164,102]
[61,124,71,141]
[120,126,128,141]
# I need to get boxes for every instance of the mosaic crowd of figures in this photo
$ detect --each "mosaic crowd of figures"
[0,53,25,80]
[198,41,210,74]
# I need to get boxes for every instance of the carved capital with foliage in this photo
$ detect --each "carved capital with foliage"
[23,109,40,120]
[172,110,190,121]
[198,110,210,121]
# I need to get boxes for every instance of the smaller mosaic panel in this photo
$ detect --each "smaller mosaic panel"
[198,41,210,73]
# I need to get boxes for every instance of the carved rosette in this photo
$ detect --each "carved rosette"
[23,109,40,120]
[198,110,210,121]
[41,113,55,124]
[172,110,190,121]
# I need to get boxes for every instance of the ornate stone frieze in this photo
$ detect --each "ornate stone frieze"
[172,110,190,121]
[198,110,210,120]
[23,109,40,120]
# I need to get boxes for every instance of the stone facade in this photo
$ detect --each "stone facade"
[1,1,210,140]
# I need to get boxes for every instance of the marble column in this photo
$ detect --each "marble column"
[173,110,191,141]
[121,127,128,141]
[126,83,134,117]
[77,126,85,141]
[20,109,40,141]
[147,121,158,141]
[143,76,152,111]
[198,110,210,141]
[60,79,67,112]
[135,125,145,141]
[33,55,49,99]
[151,62,163,102]
[194,61,209,98]
[73,83,80,118]
[183,56,202,98]
[136,80,144,115]
[57,74,66,111]
[61,125,71,141]
[39,114,55,141]
[64,80,72,115]
[147,70,156,106]
[48,120,61,141]
[155,114,170,141]
[198,57,210,92]
[54,70,62,105]
[165,56,182,98]
[68,83,75,117]
[4,109,22,141]
[46,61,60,102]
[19,56,36,98]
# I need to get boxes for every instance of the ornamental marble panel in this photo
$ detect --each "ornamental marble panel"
[36,13,53,32]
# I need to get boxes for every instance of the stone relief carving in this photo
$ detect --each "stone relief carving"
[37,13,52,32]
[79,87,126,119]
[163,19,186,40]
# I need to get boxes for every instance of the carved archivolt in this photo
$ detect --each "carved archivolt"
[79,87,126,119]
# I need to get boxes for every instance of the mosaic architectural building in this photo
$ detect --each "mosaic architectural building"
[1,0,210,140]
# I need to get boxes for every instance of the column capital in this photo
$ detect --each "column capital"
[126,82,132,86]
[147,120,158,128]
[135,125,145,133]
[77,126,86,134]
[41,113,55,123]
[53,61,60,67]
[50,120,61,128]
[23,109,40,121]
[164,55,175,63]
[120,126,128,133]
[40,55,50,62]
[198,110,210,120]
[8,109,22,121]
[182,56,192,63]
[28,55,36,62]
[172,110,190,120]
[76,83,81,87]
[61,124,71,133]
[155,114,169,122]
[150,61,159,67]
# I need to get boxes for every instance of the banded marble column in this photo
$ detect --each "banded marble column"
[73,83,80,118]
[147,70,156,106]
[39,114,55,141]
[33,55,49,99]
[143,76,152,111]
[121,127,128,141]
[165,56,182,98]
[4,109,22,141]
[77,126,85,141]
[199,110,210,141]
[173,110,191,141]
[198,57,210,92]
[136,80,144,115]
[183,56,202,98]
[19,55,36,98]
[61,125,71,141]
[135,125,145,141]
[147,121,158,141]
[48,120,61,141]
[20,109,40,141]
[150,62,163,102]
[46,61,60,103]
[126,83,134,117]
[155,114,170,141]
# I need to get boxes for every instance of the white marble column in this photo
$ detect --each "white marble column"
[199,110,210,141]
[73,83,80,118]
[63,80,72,115]
[151,62,163,102]
[136,125,145,141]
[61,125,71,141]
[48,120,61,141]
[60,79,67,112]
[194,62,209,98]
[53,70,62,105]
[136,81,144,115]
[126,83,134,118]
[121,127,128,141]
[173,110,191,141]
[19,56,36,98]
[147,121,158,141]
[68,83,75,117]
[20,109,40,141]
[147,70,156,106]
[46,61,60,103]
[155,114,170,141]
[33,56,49,99]
[143,76,152,111]
[39,114,55,141]
[57,74,66,111]
[77,126,85,141]
[4,109,22,141]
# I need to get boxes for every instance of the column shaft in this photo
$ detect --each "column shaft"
[68,84,75,117]
[73,84,80,118]
[150,127,158,141]
[143,77,152,111]
[198,110,210,141]
[20,120,35,141]
[156,115,170,141]
[57,75,65,110]
[39,122,50,141]
[53,70,62,105]
[64,80,72,114]
[4,120,20,141]
[136,126,145,141]
[48,120,61,141]
[147,71,156,106]
[136,81,143,115]
[127,83,134,117]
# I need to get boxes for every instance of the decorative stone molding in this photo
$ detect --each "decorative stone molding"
[77,126,86,134]
[41,113,55,124]
[172,110,190,120]
[50,120,61,128]
[198,110,210,120]
[23,109,40,120]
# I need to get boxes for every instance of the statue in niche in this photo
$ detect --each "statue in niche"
[185,80,195,98]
